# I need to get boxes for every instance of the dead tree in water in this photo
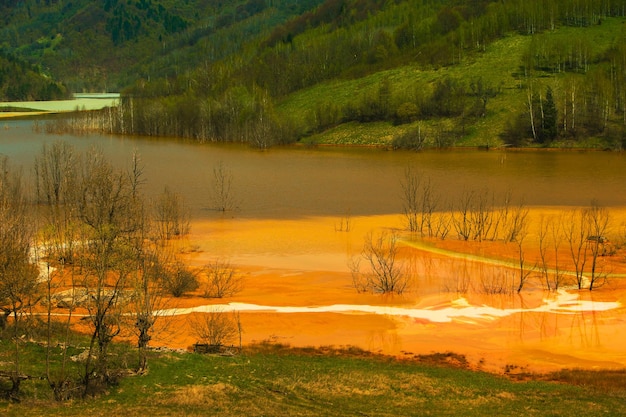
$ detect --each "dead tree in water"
[350,230,409,295]
[401,168,438,237]
[585,202,610,290]
[211,160,237,212]
[564,209,589,289]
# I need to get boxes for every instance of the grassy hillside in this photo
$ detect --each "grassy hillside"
[282,16,625,147]
[4,0,626,149]
[2,340,626,417]
[71,0,625,150]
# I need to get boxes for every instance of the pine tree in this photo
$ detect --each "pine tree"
[541,87,558,143]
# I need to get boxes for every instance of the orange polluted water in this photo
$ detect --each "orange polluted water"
[156,210,626,374]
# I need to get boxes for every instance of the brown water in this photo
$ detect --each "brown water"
[2,120,626,218]
[3,119,626,372]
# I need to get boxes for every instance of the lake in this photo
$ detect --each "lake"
[2,119,625,219]
[2,118,626,372]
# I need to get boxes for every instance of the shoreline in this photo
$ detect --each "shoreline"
[1,108,619,152]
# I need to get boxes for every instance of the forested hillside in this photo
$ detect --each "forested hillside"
[0,50,69,101]
[0,0,326,91]
[4,0,626,149]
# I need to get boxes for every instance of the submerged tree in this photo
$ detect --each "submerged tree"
[564,208,589,289]
[350,230,408,295]
[514,219,535,293]
[211,160,237,212]
[153,186,190,243]
[401,168,438,237]
[201,259,243,298]
[585,202,611,291]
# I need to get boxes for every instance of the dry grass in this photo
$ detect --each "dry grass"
[163,383,238,407]
[544,369,626,395]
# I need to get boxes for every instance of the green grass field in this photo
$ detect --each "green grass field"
[2,342,625,417]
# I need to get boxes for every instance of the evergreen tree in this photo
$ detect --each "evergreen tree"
[541,87,558,143]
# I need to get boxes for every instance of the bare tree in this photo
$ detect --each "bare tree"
[504,201,528,243]
[75,149,145,397]
[400,167,420,233]
[0,157,39,400]
[159,259,199,298]
[201,259,243,298]
[34,142,82,400]
[549,216,566,290]
[131,247,169,373]
[420,176,438,237]
[585,202,611,290]
[350,230,409,294]
[153,186,190,243]
[470,189,494,242]
[537,215,567,291]
[514,220,535,293]
[490,191,512,241]
[130,152,187,372]
[39,229,81,401]
[34,141,77,207]
[537,216,552,290]
[433,207,452,240]
[526,82,538,141]
[400,168,438,236]
[189,308,240,352]
[211,160,237,212]
[34,141,79,264]
[453,190,474,241]
[348,256,368,293]
[564,209,589,289]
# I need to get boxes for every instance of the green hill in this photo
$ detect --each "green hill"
[0,0,327,92]
[4,0,626,149]
[0,49,69,101]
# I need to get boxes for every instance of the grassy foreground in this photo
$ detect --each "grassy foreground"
[2,343,625,417]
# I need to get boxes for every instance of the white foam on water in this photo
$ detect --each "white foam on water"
[156,289,621,323]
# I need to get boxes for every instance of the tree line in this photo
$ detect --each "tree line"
[398,169,616,294]
[351,168,619,297]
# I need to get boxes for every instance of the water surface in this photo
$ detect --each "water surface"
[1,119,625,219]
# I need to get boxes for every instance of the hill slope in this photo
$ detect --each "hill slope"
[0,0,326,91]
[0,49,69,101]
[4,0,626,149]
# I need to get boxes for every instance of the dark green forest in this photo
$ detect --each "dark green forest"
[0,50,68,101]
[3,0,626,148]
